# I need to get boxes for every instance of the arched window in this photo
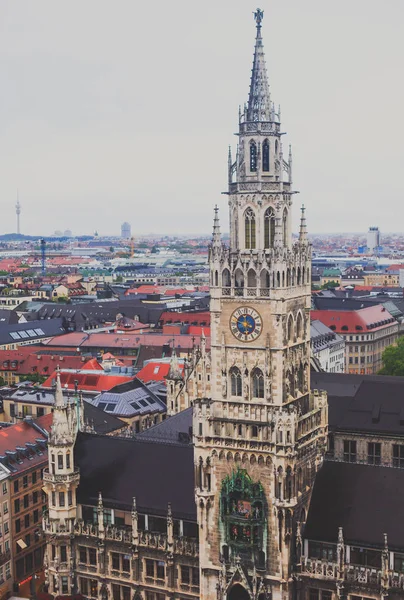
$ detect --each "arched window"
[287,315,294,341]
[296,312,303,339]
[286,269,291,287]
[283,208,288,246]
[222,268,231,288]
[230,367,242,397]
[297,267,301,285]
[275,140,279,154]
[250,141,257,172]
[234,269,244,295]
[251,368,264,398]
[247,269,256,288]
[264,207,275,249]
[262,140,270,172]
[260,269,270,290]
[244,208,256,249]
[214,270,219,287]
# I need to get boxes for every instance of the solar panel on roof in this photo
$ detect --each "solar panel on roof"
[10,332,20,340]
[34,328,45,335]
[26,330,36,337]
[19,331,28,338]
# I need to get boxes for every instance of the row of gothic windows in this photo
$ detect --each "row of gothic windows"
[230,367,264,399]
[249,139,278,173]
[220,266,310,289]
[244,207,287,249]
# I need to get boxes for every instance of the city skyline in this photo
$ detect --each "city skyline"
[1,0,403,236]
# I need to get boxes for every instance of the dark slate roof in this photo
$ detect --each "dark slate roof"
[0,318,66,346]
[90,378,166,418]
[74,432,196,520]
[312,296,379,311]
[305,461,404,551]
[312,372,404,435]
[0,310,19,325]
[83,400,126,434]
[138,407,193,445]
[329,378,404,435]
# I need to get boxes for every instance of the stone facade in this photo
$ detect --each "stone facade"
[193,10,327,600]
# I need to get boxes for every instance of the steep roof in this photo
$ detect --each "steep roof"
[311,304,396,334]
[74,432,196,520]
[305,461,404,551]
[138,407,193,445]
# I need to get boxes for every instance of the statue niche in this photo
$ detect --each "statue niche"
[220,468,266,568]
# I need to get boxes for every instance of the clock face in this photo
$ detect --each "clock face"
[230,307,263,342]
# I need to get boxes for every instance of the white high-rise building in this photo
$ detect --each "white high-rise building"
[121,222,131,238]
[367,226,380,253]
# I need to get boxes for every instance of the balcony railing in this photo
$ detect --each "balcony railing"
[73,521,198,557]
[301,557,404,590]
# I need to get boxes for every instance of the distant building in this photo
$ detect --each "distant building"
[367,226,381,253]
[310,319,345,373]
[311,304,399,374]
[121,222,131,239]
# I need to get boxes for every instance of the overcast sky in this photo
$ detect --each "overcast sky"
[1,0,403,237]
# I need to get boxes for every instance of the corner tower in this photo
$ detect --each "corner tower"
[194,10,327,600]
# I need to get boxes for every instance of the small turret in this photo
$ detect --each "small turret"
[168,348,183,381]
[212,205,222,251]
[299,204,308,244]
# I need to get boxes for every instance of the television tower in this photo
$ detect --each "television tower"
[15,192,21,235]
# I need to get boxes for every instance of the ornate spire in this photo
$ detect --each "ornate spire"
[288,144,293,184]
[167,348,182,381]
[228,146,232,186]
[299,204,308,243]
[212,205,222,250]
[54,366,65,409]
[247,9,271,123]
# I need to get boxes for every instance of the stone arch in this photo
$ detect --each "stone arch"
[276,271,281,288]
[227,452,233,461]
[282,271,285,287]
[250,454,257,465]
[258,455,264,465]
[296,311,303,339]
[234,452,241,463]
[234,268,244,290]
[287,315,294,342]
[228,584,250,600]
[260,268,270,290]
[297,266,301,285]
[247,268,257,288]
[286,268,291,287]
[222,268,231,288]
[219,450,226,460]
[242,453,249,464]
[292,267,296,286]
[214,270,219,287]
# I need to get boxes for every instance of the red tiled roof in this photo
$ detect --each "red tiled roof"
[311,305,396,334]
[0,413,51,473]
[136,361,184,383]
[188,326,210,336]
[45,331,211,350]
[0,348,85,375]
[42,370,134,392]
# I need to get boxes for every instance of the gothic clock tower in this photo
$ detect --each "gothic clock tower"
[194,10,328,600]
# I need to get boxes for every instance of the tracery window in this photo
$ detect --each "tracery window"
[262,140,270,172]
[264,207,275,249]
[250,141,257,172]
[245,208,256,249]
[230,367,242,397]
[251,368,264,398]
